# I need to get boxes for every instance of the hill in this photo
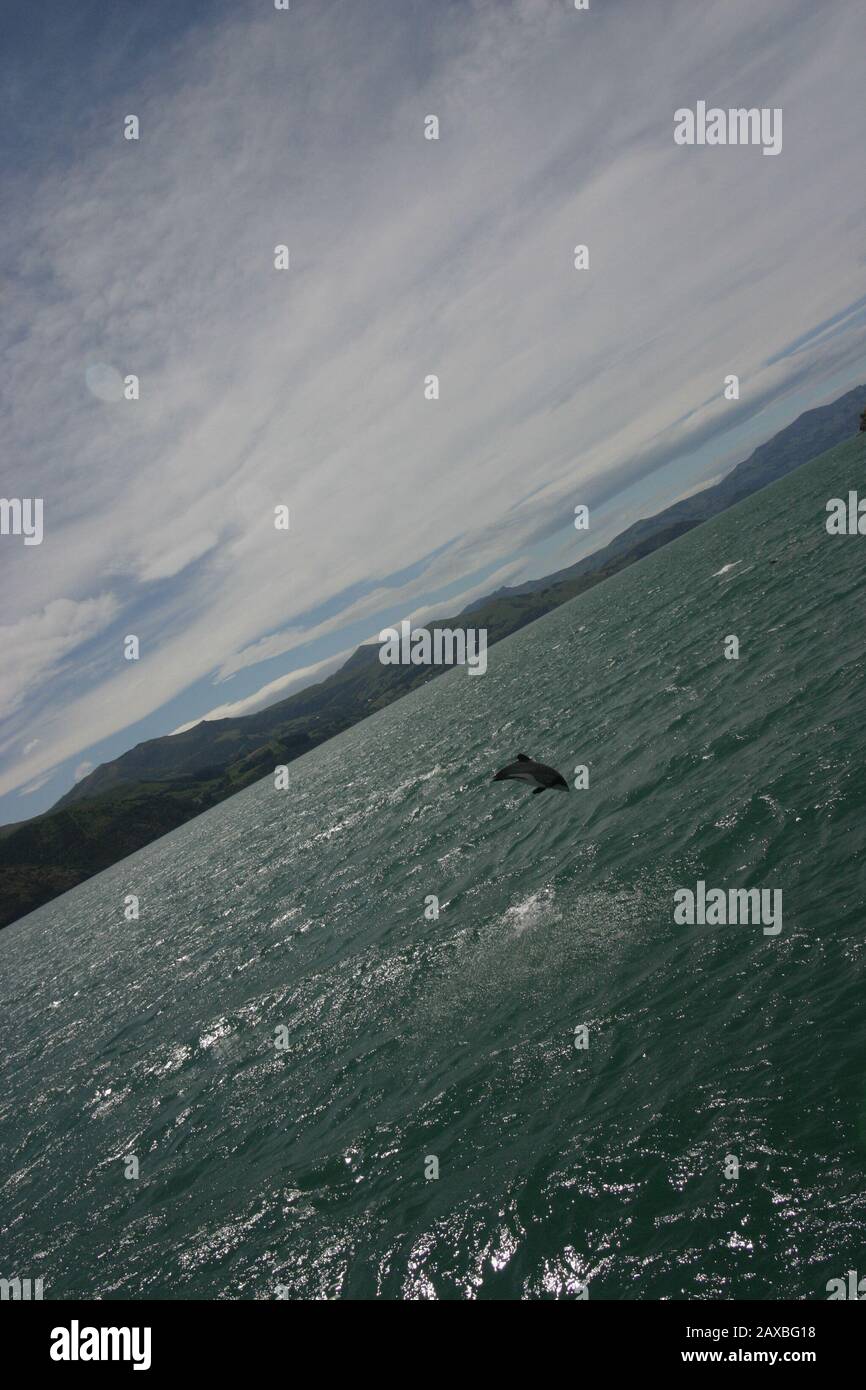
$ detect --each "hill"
[1,385,864,929]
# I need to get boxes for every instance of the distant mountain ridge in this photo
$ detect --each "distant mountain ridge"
[1,383,864,930]
[474,384,866,603]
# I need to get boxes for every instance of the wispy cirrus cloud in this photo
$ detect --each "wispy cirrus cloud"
[0,596,119,721]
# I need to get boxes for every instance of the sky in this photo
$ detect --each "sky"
[2,0,866,823]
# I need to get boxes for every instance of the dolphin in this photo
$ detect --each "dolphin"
[492,753,569,795]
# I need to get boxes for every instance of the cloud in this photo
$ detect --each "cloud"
[19,772,54,796]
[73,760,93,783]
[1,0,865,804]
[169,648,355,733]
[0,596,119,721]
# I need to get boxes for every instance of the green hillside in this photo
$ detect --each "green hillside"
[2,388,864,931]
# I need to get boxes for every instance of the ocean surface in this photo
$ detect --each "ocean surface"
[2,436,865,1301]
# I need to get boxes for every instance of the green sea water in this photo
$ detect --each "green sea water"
[1,436,865,1300]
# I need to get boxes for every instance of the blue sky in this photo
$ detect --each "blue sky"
[2,0,866,823]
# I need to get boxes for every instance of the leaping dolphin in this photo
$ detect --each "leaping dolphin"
[492,753,569,795]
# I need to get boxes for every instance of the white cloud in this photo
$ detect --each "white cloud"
[19,773,54,796]
[169,648,355,733]
[0,596,119,721]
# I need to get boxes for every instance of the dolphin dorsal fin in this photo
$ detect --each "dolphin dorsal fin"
[516,753,530,761]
